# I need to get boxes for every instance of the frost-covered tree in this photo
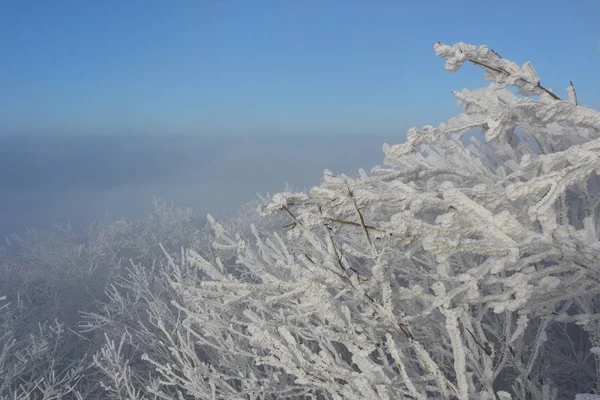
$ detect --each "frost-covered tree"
[88,42,600,399]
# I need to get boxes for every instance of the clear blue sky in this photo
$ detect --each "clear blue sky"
[1,0,599,137]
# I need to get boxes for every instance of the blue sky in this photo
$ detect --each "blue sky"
[1,0,599,137]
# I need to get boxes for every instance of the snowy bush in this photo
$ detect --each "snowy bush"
[87,42,600,399]
[3,41,600,399]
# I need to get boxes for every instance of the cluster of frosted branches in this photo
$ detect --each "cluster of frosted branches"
[80,201,298,399]
[90,43,600,399]
[0,296,88,400]
[0,199,213,399]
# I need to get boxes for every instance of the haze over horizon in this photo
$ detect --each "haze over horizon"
[0,132,400,238]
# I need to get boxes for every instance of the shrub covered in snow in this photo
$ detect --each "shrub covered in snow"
[3,42,600,399]
[87,42,600,399]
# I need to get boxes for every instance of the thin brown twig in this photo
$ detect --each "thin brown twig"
[282,206,303,227]
[330,219,382,232]
[468,58,561,101]
[344,180,373,247]
[282,222,296,230]
[465,326,492,356]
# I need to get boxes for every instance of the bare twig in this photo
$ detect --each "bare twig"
[344,180,373,248]
[282,206,303,228]
[329,219,383,232]
[465,326,492,356]
[282,222,296,230]
[468,58,561,101]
